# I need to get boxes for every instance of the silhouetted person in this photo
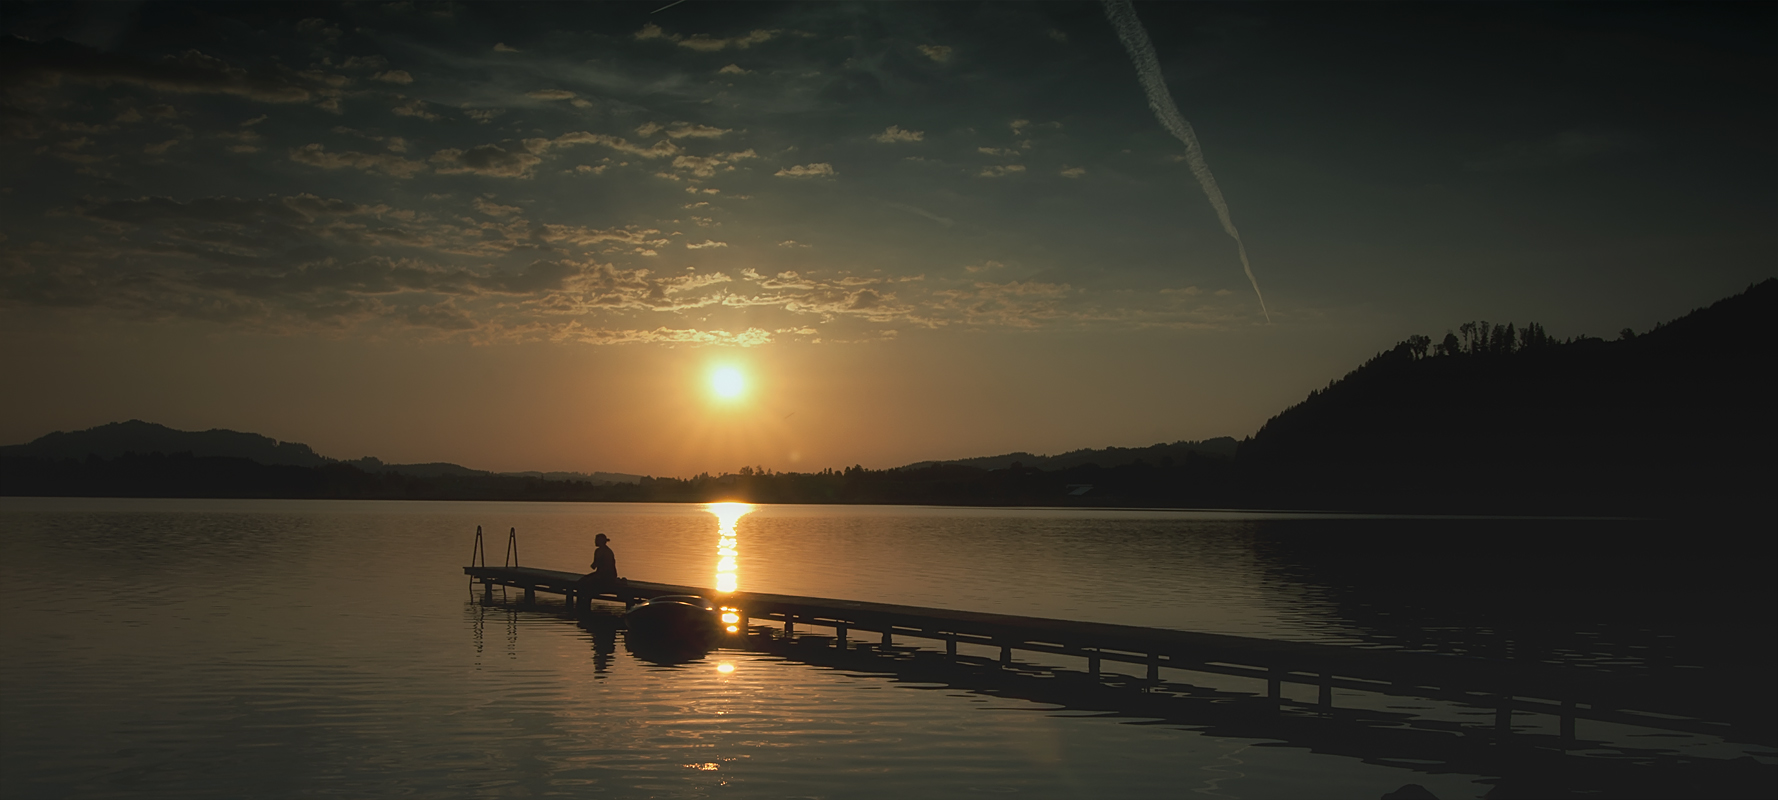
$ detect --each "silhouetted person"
[575,533,623,613]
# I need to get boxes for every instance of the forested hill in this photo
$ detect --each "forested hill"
[0,420,333,467]
[902,438,1237,472]
[1235,279,1777,516]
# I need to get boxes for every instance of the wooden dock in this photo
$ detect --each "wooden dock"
[463,564,1772,748]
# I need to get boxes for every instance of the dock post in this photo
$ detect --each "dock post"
[835,623,847,647]
[785,615,794,634]
[523,587,535,606]
[945,634,957,657]
[1087,651,1101,677]
[999,644,1012,666]
[1147,655,1160,682]
[1318,673,1333,710]
[482,580,493,604]
[1494,694,1512,737]
[880,629,892,648]
[1560,699,1576,743]
[1268,667,1283,701]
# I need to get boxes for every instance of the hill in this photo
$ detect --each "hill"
[1236,279,1777,516]
[902,438,1237,472]
[0,421,642,485]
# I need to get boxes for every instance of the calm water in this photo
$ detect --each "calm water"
[1,498,1770,799]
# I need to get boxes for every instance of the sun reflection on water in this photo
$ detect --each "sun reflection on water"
[706,502,753,593]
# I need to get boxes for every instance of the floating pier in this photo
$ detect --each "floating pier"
[463,562,1771,749]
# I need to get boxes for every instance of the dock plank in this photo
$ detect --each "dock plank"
[462,565,1771,745]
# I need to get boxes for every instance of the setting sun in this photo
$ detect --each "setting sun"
[711,366,746,400]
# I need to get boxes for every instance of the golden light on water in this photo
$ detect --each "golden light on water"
[707,502,753,593]
[716,662,735,674]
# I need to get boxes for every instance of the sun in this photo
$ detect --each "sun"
[711,366,746,400]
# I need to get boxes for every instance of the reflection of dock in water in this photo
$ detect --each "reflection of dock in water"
[463,564,1774,756]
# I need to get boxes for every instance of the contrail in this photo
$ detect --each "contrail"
[1102,0,1269,321]
[652,0,689,13]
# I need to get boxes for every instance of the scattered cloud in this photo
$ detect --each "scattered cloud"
[635,24,778,52]
[636,121,732,139]
[671,149,755,177]
[685,240,728,249]
[373,70,414,84]
[289,143,429,178]
[965,260,1005,273]
[977,164,1026,178]
[717,64,751,75]
[526,89,576,100]
[779,240,809,248]
[871,125,924,144]
[918,45,953,62]
[3,37,345,111]
[429,144,542,178]
[391,98,441,120]
[884,202,952,227]
[775,162,834,178]
[681,30,778,52]
[493,42,522,53]
[1060,166,1086,178]
[473,197,522,217]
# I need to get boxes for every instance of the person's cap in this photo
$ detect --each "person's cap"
[594,533,610,543]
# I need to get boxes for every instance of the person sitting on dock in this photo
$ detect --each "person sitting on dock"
[575,533,624,612]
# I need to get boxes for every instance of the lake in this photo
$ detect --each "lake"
[1,498,1771,798]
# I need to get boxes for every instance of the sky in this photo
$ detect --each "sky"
[1,1,1773,477]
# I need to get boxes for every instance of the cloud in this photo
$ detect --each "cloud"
[473,197,522,217]
[884,202,952,227]
[717,64,751,75]
[1060,166,1086,178]
[493,43,522,53]
[871,125,924,143]
[779,240,809,248]
[964,260,1005,273]
[526,89,577,100]
[373,70,413,84]
[2,37,343,110]
[977,146,1018,157]
[680,30,778,52]
[671,149,755,177]
[685,240,727,249]
[637,121,732,139]
[337,55,389,71]
[539,130,680,159]
[554,326,776,347]
[331,126,408,152]
[918,45,952,62]
[635,24,778,51]
[429,144,543,178]
[976,164,1026,178]
[289,143,429,178]
[391,98,441,120]
[774,162,834,178]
